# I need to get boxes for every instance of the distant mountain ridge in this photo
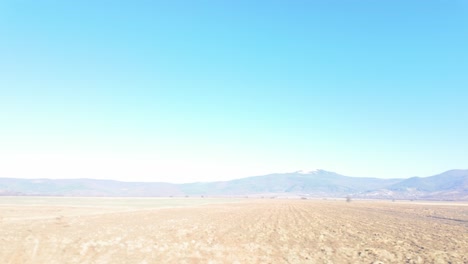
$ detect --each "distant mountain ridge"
[1,169,467,200]
[362,169,468,200]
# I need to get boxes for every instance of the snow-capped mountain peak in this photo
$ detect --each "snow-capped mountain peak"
[296,169,321,174]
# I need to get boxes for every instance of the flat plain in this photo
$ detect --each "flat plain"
[0,197,467,264]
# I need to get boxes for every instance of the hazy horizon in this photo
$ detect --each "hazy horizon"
[1,1,467,183]
[1,165,465,185]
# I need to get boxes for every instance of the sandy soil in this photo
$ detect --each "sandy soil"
[0,199,467,263]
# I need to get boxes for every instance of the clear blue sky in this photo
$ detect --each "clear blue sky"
[1,1,467,182]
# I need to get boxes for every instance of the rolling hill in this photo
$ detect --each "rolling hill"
[0,169,467,200]
[360,169,468,200]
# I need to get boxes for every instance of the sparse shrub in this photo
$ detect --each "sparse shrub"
[346,195,352,202]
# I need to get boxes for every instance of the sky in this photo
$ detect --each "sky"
[1,0,467,183]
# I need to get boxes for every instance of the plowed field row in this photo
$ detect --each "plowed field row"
[1,199,467,263]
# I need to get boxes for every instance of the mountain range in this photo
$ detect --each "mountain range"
[1,169,467,200]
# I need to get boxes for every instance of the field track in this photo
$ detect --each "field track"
[1,198,467,263]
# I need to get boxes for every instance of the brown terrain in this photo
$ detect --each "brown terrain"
[0,197,467,264]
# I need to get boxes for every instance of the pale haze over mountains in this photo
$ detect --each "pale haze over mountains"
[1,169,467,200]
[2,2,468,188]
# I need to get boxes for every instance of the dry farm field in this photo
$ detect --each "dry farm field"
[0,197,467,263]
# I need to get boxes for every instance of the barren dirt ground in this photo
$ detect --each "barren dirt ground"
[0,198,467,264]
